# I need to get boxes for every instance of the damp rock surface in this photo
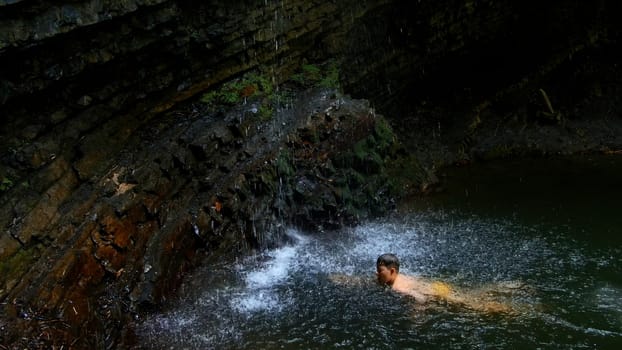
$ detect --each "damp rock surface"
[0,88,406,348]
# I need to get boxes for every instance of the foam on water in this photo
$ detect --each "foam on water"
[233,229,308,312]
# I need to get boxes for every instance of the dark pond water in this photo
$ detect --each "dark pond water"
[134,155,622,349]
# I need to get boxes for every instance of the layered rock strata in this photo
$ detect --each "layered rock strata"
[0,88,404,348]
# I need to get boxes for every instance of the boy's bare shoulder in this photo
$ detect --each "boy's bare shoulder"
[392,275,431,303]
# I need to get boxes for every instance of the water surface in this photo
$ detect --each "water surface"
[135,155,622,349]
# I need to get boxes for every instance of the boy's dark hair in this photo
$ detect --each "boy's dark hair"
[377,253,400,272]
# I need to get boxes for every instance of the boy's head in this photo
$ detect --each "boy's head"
[376,253,400,285]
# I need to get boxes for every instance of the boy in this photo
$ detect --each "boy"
[376,253,518,313]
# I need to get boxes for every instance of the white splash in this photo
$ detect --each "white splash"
[233,229,308,312]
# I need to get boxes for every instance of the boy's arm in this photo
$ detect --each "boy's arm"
[404,289,428,303]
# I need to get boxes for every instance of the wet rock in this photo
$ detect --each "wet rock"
[0,81,416,348]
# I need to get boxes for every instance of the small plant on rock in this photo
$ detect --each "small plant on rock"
[0,176,13,192]
[201,72,275,108]
[291,60,341,90]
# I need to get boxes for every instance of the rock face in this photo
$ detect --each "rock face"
[1,0,622,347]
[337,0,622,166]
[0,85,405,347]
[1,1,399,346]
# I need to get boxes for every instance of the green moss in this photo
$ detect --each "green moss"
[0,248,38,286]
[248,73,274,95]
[258,104,274,121]
[0,176,13,192]
[299,64,322,83]
[201,71,275,108]
[332,185,350,210]
[291,60,341,89]
[258,171,276,194]
[373,118,396,151]
[386,154,434,194]
[345,169,366,189]
[350,118,398,162]
[319,61,341,89]
[276,151,295,177]
[353,139,370,160]
[199,71,287,123]
[200,62,341,122]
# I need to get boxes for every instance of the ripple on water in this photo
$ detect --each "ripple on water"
[136,210,622,349]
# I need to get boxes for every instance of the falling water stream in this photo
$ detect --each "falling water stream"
[135,155,622,349]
